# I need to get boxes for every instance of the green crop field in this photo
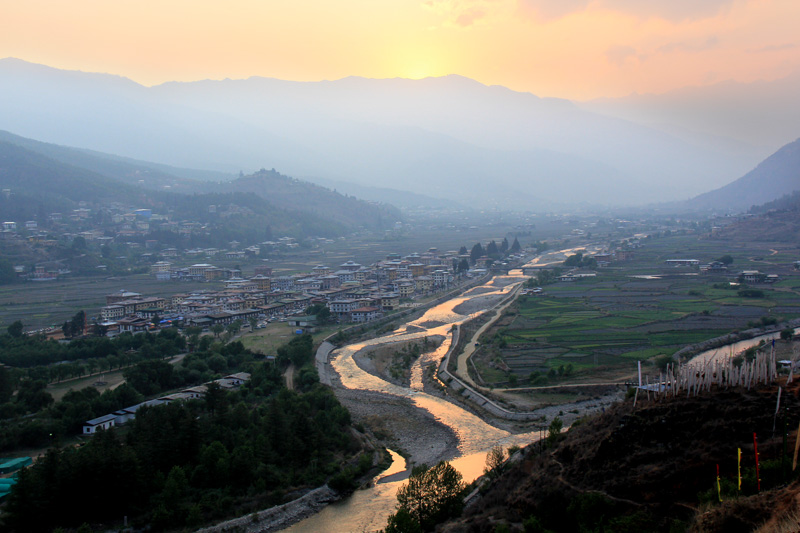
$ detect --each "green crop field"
[470,231,800,387]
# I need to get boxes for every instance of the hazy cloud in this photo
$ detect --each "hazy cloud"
[456,7,488,26]
[520,0,737,22]
[518,0,590,20]
[657,36,719,54]
[422,0,500,27]
[749,43,797,53]
[605,45,637,66]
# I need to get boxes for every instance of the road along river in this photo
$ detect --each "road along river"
[287,273,538,532]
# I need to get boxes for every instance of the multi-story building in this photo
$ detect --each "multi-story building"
[329,299,359,320]
[351,306,383,323]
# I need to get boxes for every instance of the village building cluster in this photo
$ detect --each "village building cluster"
[96,250,474,334]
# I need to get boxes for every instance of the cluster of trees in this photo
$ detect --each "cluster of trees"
[61,310,86,338]
[0,324,186,369]
[305,303,333,325]
[5,381,360,531]
[525,268,562,287]
[0,382,145,451]
[465,237,522,265]
[4,331,365,531]
[563,252,597,269]
[525,364,573,386]
[0,332,261,451]
[450,257,471,274]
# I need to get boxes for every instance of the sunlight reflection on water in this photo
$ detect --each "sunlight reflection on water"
[288,274,536,532]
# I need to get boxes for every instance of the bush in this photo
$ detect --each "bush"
[328,467,356,493]
[738,289,765,298]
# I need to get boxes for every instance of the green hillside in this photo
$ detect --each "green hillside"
[0,135,402,237]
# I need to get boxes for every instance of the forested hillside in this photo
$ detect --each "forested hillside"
[1,332,373,532]
[0,138,401,239]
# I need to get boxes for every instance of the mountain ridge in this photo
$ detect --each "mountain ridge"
[0,136,401,238]
[0,58,768,208]
[687,137,800,211]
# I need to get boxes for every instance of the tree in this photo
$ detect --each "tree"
[715,255,734,265]
[383,508,423,533]
[16,380,53,412]
[458,246,468,255]
[564,252,584,266]
[391,461,466,532]
[470,243,485,264]
[71,236,87,251]
[484,445,506,479]
[510,237,521,253]
[0,365,13,403]
[92,322,109,337]
[7,320,23,338]
[204,381,228,414]
[0,258,16,285]
[305,303,332,325]
[70,311,86,337]
[781,328,794,341]
[210,324,225,338]
[500,237,509,254]
[184,326,202,338]
[547,417,563,447]
[486,240,499,258]
[227,320,243,336]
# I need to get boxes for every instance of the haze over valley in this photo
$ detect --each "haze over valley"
[3,57,799,210]
[2,1,800,532]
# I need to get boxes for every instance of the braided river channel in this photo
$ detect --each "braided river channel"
[287,272,538,532]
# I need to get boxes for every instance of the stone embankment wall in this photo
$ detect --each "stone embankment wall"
[437,325,544,422]
[195,485,339,533]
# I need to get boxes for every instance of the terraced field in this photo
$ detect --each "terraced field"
[471,234,800,387]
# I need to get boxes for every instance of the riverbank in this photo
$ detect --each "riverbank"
[334,385,460,469]
[351,336,446,388]
[196,486,340,533]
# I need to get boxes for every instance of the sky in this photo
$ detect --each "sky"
[2,0,800,100]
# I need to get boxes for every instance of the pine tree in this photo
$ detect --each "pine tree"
[470,243,485,264]
[500,237,509,254]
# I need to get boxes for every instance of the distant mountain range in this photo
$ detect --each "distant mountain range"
[580,71,800,154]
[3,58,796,208]
[0,134,401,238]
[686,137,800,212]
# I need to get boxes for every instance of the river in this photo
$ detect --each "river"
[687,327,800,368]
[286,273,537,532]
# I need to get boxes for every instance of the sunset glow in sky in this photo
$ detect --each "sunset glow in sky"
[2,0,799,99]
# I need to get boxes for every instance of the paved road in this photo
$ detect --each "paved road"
[315,341,336,386]
[455,282,524,387]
